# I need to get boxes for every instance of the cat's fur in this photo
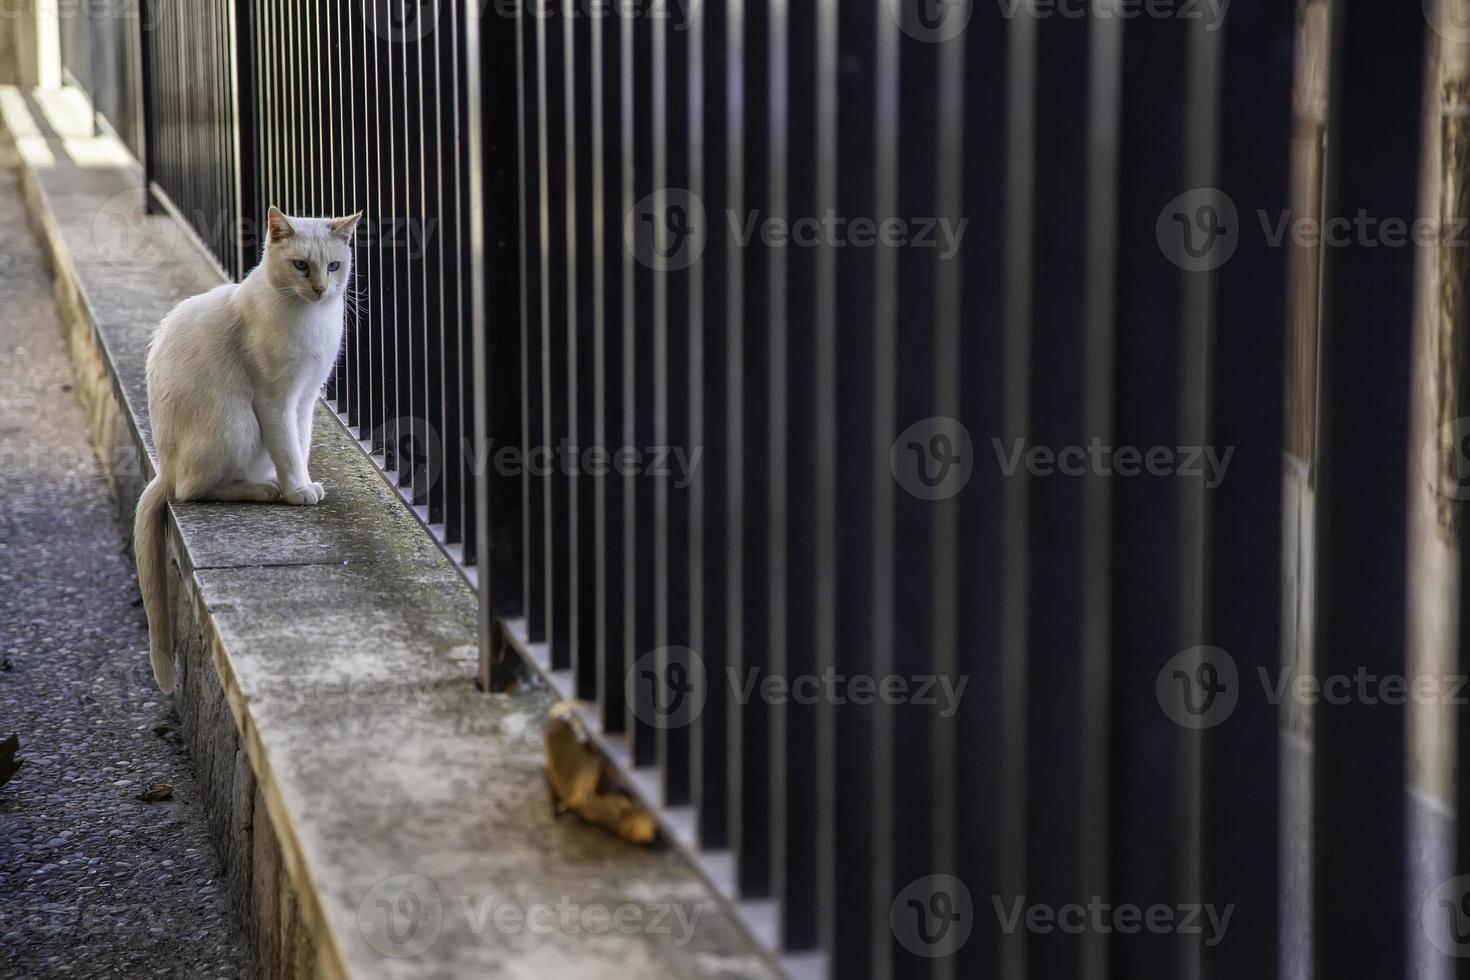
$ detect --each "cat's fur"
[134,207,361,692]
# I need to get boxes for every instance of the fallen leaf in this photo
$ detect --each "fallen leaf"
[544,702,657,845]
[135,783,173,803]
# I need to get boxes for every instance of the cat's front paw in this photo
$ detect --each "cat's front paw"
[282,482,325,506]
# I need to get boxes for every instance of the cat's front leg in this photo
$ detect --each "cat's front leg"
[297,390,320,490]
[255,394,322,506]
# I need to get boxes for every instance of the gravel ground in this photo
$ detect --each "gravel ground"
[0,165,253,975]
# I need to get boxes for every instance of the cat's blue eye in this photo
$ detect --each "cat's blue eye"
[291,259,309,273]
[327,261,341,272]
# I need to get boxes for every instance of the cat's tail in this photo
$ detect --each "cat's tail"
[133,475,174,693]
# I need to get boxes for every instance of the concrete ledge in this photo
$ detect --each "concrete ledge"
[2,86,773,979]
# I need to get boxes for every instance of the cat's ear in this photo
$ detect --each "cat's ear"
[330,212,363,244]
[267,206,296,244]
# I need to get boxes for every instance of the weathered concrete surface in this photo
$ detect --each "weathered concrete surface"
[2,84,775,979]
[0,127,253,978]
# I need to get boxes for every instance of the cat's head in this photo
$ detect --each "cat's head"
[263,206,362,303]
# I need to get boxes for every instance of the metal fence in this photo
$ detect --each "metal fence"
[58,0,144,158]
[95,0,1447,976]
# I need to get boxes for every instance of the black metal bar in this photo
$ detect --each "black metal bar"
[1312,2,1423,975]
[693,0,730,851]
[522,0,547,647]
[234,0,260,274]
[139,0,158,210]
[732,0,771,901]
[570,0,598,701]
[1204,4,1294,978]
[597,0,628,732]
[627,3,660,771]
[829,0,880,972]
[421,0,445,523]
[658,0,694,810]
[1022,6,1091,978]
[479,0,522,606]
[776,0,816,953]
[544,0,572,672]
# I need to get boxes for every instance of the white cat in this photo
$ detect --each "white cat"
[133,207,361,693]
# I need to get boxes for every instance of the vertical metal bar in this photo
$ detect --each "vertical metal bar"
[657,0,694,807]
[260,0,275,223]
[459,0,480,572]
[1312,2,1423,975]
[928,10,968,980]
[810,0,838,964]
[1078,12,1122,980]
[731,0,772,900]
[691,0,730,853]
[597,0,629,730]
[478,0,524,627]
[544,0,572,671]
[523,0,547,646]
[1202,3,1293,977]
[232,0,258,277]
[285,0,298,215]
[339,0,355,420]
[828,0,876,970]
[139,0,157,210]
[1108,7,1205,977]
[467,0,491,686]
[325,0,344,401]
[372,0,390,455]
[355,0,374,435]
[627,2,659,770]
[1021,9,1089,979]
[398,0,420,496]
[420,0,443,520]
[765,0,790,932]
[447,0,466,548]
[571,0,599,700]
[887,0,949,967]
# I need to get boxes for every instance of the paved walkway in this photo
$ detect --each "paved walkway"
[0,153,252,975]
